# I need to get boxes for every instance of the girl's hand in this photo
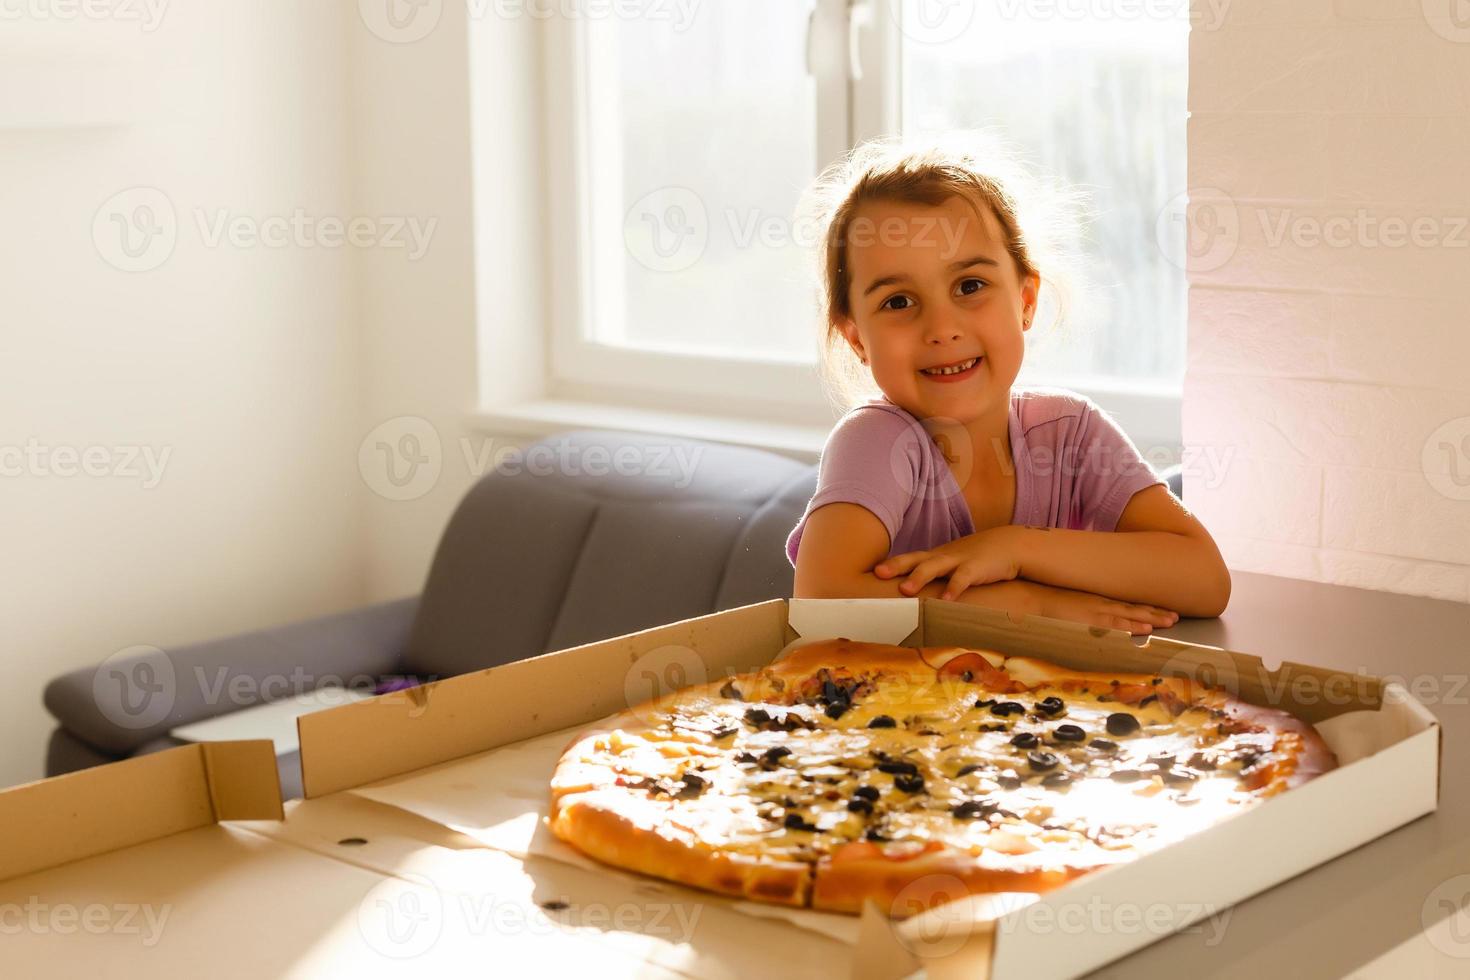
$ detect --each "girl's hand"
[1028,582,1179,635]
[873,527,1022,600]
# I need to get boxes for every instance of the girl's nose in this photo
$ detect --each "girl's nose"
[922,316,964,345]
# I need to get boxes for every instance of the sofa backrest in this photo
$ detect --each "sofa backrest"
[402,430,816,679]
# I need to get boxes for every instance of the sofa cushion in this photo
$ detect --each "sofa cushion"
[402,430,811,678]
[715,469,817,610]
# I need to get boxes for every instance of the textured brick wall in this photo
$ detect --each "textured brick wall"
[1183,0,1470,601]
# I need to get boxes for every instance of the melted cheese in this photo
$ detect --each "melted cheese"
[571,671,1288,873]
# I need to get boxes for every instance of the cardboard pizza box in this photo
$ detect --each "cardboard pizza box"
[0,739,283,883]
[0,741,723,977]
[292,597,1442,979]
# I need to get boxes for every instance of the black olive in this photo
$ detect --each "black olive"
[1027,751,1059,772]
[893,774,925,794]
[1089,738,1118,753]
[997,773,1022,790]
[864,827,889,842]
[1146,753,1176,770]
[876,760,919,777]
[974,698,997,709]
[847,798,874,814]
[1041,772,1071,789]
[783,812,818,832]
[1037,696,1065,716]
[952,800,994,819]
[824,701,848,720]
[1188,752,1217,771]
[744,707,771,726]
[867,714,897,728]
[955,764,984,777]
[1010,732,1039,749]
[853,785,880,801]
[680,772,707,789]
[991,701,1025,717]
[1105,712,1142,736]
[1052,724,1086,743]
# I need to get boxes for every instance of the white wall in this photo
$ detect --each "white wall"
[1184,0,1470,602]
[350,0,545,602]
[0,2,366,786]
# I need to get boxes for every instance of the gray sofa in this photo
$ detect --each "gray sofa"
[43,429,1182,798]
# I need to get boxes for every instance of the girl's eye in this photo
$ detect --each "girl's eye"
[957,278,987,296]
[879,294,913,312]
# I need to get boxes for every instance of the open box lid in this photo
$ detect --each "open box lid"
[0,739,283,882]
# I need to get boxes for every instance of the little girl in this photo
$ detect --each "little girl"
[786,136,1230,634]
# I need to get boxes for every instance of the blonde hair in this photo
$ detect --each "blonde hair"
[796,131,1091,413]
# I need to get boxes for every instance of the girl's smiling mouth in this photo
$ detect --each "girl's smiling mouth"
[918,356,982,382]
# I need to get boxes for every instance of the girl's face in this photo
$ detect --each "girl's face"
[837,193,1040,426]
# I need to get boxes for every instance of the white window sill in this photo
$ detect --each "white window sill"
[469,400,828,461]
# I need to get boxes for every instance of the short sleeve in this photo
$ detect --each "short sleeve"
[1072,398,1167,533]
[785,406,925,566]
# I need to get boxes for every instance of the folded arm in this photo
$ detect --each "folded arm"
[793,502,1178,634]
[877,485,1231,618]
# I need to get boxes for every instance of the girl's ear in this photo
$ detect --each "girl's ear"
[1020,271,1041,331]
[836,318,868,364]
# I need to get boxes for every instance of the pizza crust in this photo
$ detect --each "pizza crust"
[551,789,812,906]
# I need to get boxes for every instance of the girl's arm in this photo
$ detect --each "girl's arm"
[793,501,1178,633]
[879,485,1231,618]
[1012,484,1231,616]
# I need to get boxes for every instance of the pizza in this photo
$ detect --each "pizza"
[547,638,1337,916]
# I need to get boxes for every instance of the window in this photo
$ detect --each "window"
[900,4,1189,391]
[543,0,1186,448]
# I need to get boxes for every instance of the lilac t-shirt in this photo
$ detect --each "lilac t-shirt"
[785,386,1165,566]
